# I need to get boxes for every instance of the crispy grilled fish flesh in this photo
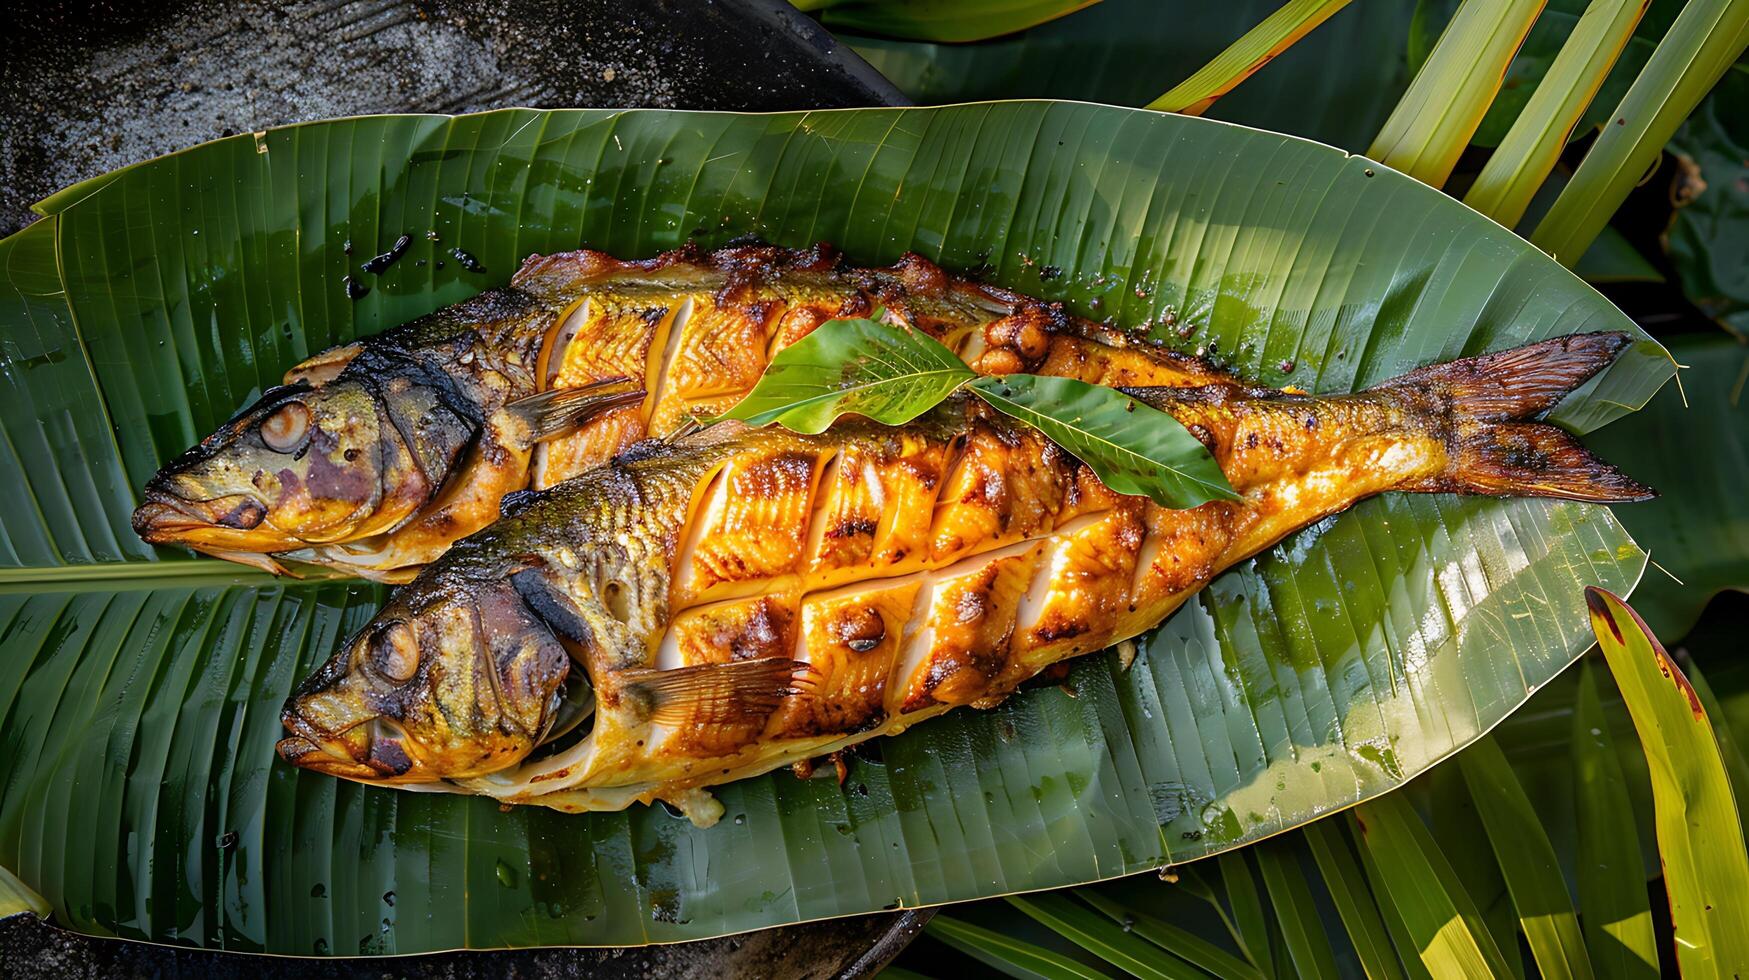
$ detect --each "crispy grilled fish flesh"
[277,332,1651,824]
[132,244,1234,580]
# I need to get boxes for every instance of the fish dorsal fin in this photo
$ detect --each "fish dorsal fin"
[506,377,645,445]
[510,566,592,648]
[619,658,809,727]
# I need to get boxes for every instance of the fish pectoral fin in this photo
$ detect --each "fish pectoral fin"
[197,547,297,577]
[510,566,593,648]
[506,377,646,446]
[619,657,809,727]
[283,341,363,386]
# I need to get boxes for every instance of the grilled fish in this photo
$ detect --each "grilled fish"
[277,332,1651,824]
[132,244,1233,580]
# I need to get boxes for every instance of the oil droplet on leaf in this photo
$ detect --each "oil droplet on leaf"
[450,247,486,273]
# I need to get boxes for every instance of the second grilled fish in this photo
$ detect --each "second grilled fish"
[277,332,1650,824]
[132,244,1233,579]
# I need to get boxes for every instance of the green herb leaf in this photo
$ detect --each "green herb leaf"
[716,313,975,434]
[966,374,1239,508]
[724,316,1237,510]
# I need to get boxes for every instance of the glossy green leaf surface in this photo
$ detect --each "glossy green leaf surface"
[0,102,1670,954]
[716,314,974,432]
[1586,589,1749,978]
[967,375,1237,508]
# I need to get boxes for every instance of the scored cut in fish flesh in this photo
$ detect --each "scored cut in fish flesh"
[276,330,1651,825]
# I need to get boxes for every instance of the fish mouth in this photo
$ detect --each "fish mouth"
[277,712,433,784]
[133,488,299,553]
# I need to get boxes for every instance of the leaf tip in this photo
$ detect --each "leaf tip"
[1584,586,1623,643]
[1588,587,1706,721]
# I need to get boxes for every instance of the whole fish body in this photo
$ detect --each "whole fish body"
[133,244,1232,580]
[277,330,1649,825]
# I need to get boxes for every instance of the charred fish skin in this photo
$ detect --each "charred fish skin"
[278,332,1650,824]
[134,244,1238,579]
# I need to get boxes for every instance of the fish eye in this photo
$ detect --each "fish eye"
[368,622,419,683]
[260,402,311,453]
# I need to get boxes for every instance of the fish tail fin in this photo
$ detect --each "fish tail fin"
[1382,332,1655,503]
[1424,421,1656,502]
[1376,331,1634,421]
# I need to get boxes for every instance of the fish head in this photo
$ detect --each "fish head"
[132,373,475,561]
[276,576,572,783]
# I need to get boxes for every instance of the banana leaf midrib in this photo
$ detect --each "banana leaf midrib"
[0,558,299,593]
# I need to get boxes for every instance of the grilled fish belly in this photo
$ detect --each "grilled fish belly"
[278,332,1649,825]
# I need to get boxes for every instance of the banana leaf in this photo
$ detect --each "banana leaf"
[0,102,1672,955]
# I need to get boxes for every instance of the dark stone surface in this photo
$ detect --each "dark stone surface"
[0,0,905,234]
[0,1,922,974]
